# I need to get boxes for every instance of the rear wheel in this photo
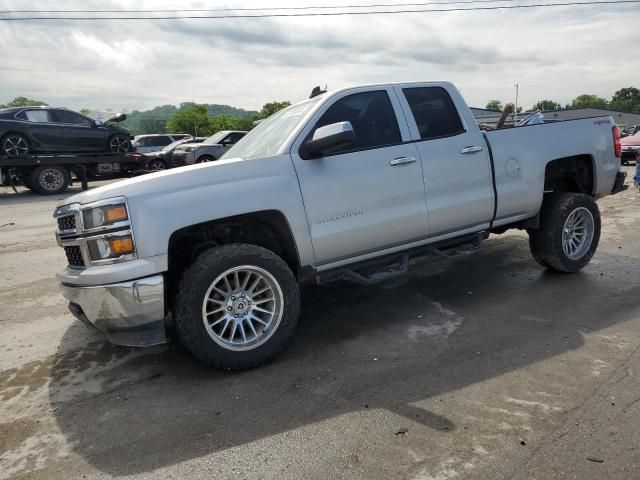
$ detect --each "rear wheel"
[197,154,215,163]
[528,193,600,272]
[108,134,131,153]
[2,133,29,158]
[30,165,70,195]
[174,244,300,370]
[148,159,167,171]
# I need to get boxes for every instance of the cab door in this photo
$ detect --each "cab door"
[290,87,430,266]
[393,84,494,237]
[19,109,63,151]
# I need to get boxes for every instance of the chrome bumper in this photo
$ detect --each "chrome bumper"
[61,274,167,347]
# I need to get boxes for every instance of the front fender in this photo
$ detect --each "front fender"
[126,154,315,268]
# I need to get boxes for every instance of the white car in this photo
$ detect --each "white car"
[132,134,192,154]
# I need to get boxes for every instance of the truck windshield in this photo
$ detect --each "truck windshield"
[220,98,321,160]
[203,131,229,145]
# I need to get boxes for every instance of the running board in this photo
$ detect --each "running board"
[316,233,486,285]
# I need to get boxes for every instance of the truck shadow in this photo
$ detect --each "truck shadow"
[48,236,640,476]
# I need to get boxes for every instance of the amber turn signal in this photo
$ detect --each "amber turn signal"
[104,205,128,223]
[109,235,134,255]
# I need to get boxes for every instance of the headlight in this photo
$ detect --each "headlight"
[87,232,135,262]
[82,201,129,231]
[183,147,195,152]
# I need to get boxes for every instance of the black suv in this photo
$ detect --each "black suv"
[0,106,133,158]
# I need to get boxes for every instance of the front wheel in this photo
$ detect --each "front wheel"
[108,134,131,153]
[174,244,300,370]
[528,193,600,272]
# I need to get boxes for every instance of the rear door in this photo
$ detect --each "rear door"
[52,109,106,151]
[18,109,63,151]
[290,87,429,266]
[394,84,494,237]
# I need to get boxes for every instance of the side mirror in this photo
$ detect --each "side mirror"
[94,119,103,127]
[303,121,355,158]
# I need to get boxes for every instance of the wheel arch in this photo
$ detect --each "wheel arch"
[543,154,595,196]
[165,210,301,310]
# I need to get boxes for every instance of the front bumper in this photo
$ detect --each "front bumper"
[61,274,167,347]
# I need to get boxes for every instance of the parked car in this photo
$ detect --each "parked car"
[132,134,192,154]
[0,106,132,158]
[172,130,247,164]
[53,81,625,370]
[142,137,207,170]
[620,129,640,164]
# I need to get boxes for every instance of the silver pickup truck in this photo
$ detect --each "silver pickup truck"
[53,81,626,370]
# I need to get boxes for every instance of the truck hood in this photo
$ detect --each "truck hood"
[58,158,252,207]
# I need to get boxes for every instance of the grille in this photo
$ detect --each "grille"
[57,215,76,232]
[64,246,85,267]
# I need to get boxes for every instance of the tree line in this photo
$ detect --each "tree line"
[164,101,291,137]
[485,87,640,113]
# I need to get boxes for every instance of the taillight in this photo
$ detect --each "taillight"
[613,126,621,158]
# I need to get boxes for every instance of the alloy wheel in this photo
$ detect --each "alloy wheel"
[201,265,284,351]
[562,207,595,260]
[109,136,130,152]
[3,135,28,157]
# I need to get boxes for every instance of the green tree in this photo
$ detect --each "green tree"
[485,99,503,111]
[166,104,212,136]
[257,101,291,120]
[570,94,608,109]
[209,114,239,134]
[531,100,562,111]
[609,87,640,113]
[138,118,167,134]
[236,116,257,131]
[0,96,48,108]
[79,108,92,116]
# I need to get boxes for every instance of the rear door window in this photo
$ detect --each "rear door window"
[150,136,173,147]
[402,87,465,140]
[24,110,52,123]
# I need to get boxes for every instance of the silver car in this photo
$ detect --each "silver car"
[173,130,247,164]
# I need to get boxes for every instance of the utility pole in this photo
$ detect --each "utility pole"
[514,83,519,126]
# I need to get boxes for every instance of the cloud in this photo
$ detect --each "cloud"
[70,31,154,71]
[0,0,638,111]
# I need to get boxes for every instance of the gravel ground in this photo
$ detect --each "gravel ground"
[1,167,639,480]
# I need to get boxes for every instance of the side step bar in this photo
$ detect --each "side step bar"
[317,232,486,285]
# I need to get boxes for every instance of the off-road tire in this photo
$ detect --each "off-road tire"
[174,244,300,370]
[30,165,70,195]
[528,192,600,272]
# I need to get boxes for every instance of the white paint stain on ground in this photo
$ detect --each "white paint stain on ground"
[407,301,463,341]
[505,397,563,413]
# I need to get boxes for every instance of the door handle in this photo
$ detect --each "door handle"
[389,156,416,166]
[460,146,483,154]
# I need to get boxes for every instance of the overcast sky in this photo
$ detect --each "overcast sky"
[0,0,638,112]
